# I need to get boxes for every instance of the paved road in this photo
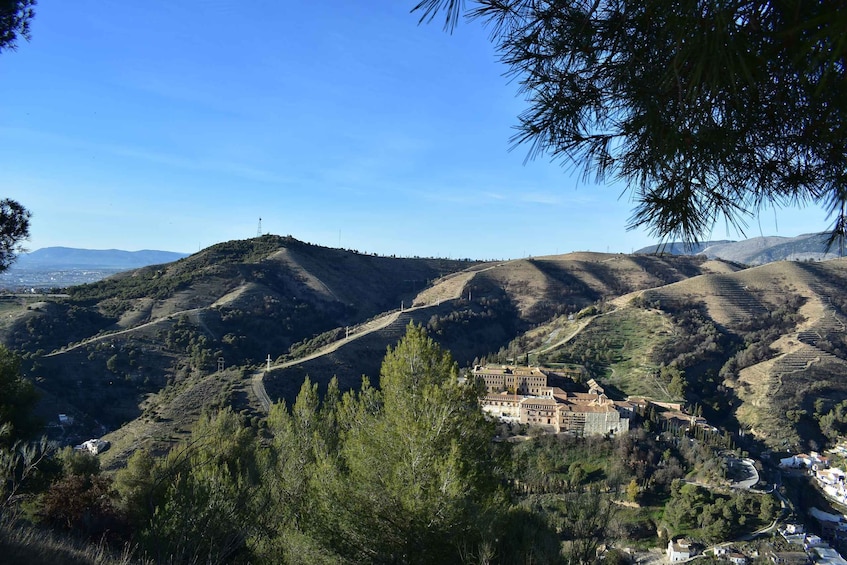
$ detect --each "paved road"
[729,457,760,490]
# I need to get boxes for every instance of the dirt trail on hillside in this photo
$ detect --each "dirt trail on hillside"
[45,306,207,357]
[211,283,252,307]
[412,271,476,306]
[535,318,595,355]
[39,260,495,414]
[251,264,499,412]
[46,282,258,357]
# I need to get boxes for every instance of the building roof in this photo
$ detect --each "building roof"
[482,393,522,403]
[670,538,692,553]
[558,402,617,414]
[521,396,558,407]
[473,365,546,377]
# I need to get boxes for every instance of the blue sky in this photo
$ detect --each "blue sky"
[0,1,832,260]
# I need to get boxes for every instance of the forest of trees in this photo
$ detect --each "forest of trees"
[0,326,780,564]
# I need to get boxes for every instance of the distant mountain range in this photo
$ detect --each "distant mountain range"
[0,247,189,290]
[14,247,188,269]
[636,232,842,264]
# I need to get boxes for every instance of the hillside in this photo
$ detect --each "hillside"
[518,257,847,450]
[5,236,847,466]
[96,251,733,468]
[2,236,475,448]
[262,252,726,403]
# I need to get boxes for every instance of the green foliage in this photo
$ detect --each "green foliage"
[816,399,847,442]
[112,449,160,530]
[337,325,501,560]
[414,1,847,245]
[68,236,293,304]
[664,366,687,400]
[1,432,51,514]
[137,408,262,563]
[718,293,806,382]
[0,345,38,445]
[260,323,513,563]
[57,447,100,478]
[8,302,114,354]
[286,327,345,359]
[14,323,785,561]
[662,482,778,543]
[553,491,617,565]
[0,3,36,54]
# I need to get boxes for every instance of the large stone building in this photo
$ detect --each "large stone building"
[474,366,631,436]
[474,365,547,395]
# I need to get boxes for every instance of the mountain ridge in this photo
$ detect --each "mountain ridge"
[3,234,846,468]
[636,232,842,264]
[13,246,189,268]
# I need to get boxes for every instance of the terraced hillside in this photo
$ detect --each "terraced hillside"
[728,260,847,447]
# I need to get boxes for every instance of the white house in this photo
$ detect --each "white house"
[74,438,110,455]
[784,524,805,535]
[668,539,692,563]
[780,455,803,468]
[817,468,846,486]
[728,552,748,565]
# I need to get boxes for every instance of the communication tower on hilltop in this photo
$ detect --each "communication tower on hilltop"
[257,217,262,237]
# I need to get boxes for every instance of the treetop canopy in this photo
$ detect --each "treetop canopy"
[413,0,847,248]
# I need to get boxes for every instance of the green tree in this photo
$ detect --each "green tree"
[663,366,687,400]
[0,199,30,271]
[260,323,517,563]
[0,345,38,446]
[330,323,504,562]
[544,489,617,565]
[0,1,35,54]
[626,478,639,504]
[136,409,263,563]
[113,448,161,529]
[57,446,100,477]
[414,1,847,248]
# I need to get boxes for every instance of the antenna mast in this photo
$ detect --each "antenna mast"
[257,217,262,238]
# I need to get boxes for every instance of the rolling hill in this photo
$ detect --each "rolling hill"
[4,235,847,467]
